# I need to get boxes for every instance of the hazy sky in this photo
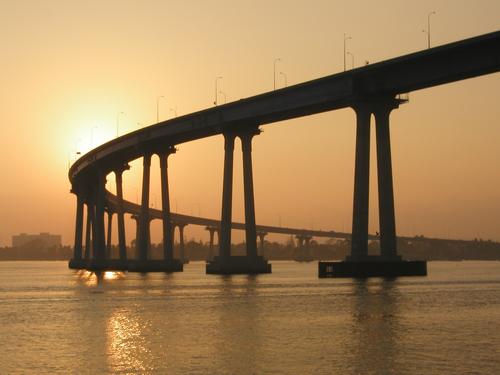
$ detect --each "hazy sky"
[0,0,499,246]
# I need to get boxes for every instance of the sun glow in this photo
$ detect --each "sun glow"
[104,271,124,280]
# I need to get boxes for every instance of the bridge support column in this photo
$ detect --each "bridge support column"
[106,211,113,259]
[294,235,313,262]
[374,104,400,260]
[320,97,425,277]
[350,103,371,260]
[207,128,271,274]
[138,153,152,261]
[304,236,312,248]
[159,148,178,263]
[240,130,259,257]
[115,166,128,262]
[84,202,93,259]
[258,232,267,257]
[73,192,84,260]
[206,226,218,261]
[131,214,140,258]
[219,132,235,259]
[295,235,305,249]
[93,171,107,261]
[174,223,187,263]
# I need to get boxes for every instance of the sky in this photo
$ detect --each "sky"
[0,0,499,247]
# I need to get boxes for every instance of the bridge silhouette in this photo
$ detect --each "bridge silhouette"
[68,31,500,277]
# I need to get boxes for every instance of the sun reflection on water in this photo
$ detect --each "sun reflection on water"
[104,271,124,280]
[107,309,153,373]
[74,270,125,287]
[75,270,98,287]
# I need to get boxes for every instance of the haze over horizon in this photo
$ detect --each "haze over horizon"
[1,0,499,247]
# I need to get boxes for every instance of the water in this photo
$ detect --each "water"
[0,261,499,374]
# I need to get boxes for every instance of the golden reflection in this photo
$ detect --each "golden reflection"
[104,271,125,280]
[75,270,98,287]
[74,270,125,287]
[106,309,153,373]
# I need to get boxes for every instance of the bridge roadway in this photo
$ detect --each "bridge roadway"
[104,190,437,244]
[69,30,500,276]
[69,30,500,181]
[105,191,351,240]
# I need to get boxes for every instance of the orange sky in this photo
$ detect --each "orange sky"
[0,0,499,246]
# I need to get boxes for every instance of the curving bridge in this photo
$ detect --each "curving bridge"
[68,31,500,276]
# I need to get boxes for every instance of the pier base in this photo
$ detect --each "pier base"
[68,258,184,272]
[318,258,427,278]
[206,256,272,275]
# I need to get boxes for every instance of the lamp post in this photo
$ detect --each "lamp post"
[273,58,281,90]
[156,96,165,123]
[214,76,222,105]
[424,11,436,49]
[218,91,227,104]
[344,33,352,72]
[346,52,354,69]
[116,112,124,137]
[279,71,287,87]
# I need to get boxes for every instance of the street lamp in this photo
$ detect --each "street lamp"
[423,11,436,49]
[116,112,124,138]
[214,76,222,105]
[156,96,165,123]
[273,58,281,90]
[346,52,354,69]
[169,107,178,117]
[344,33,352,71]
[218,90,227,104]
[279,71,287,87]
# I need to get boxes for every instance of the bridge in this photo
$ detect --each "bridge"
[68,30,500,276]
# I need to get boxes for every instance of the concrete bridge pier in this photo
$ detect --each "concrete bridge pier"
[69,171,110,270]
[294,234,314,262]
[320,98,426,277]
[106,210,114,259]
[173,223,188,264]
[93,171,107,262]
[350,102,371,260]
[206,226,219,261]
[207,128,271,274]
[115,165,129,262]
[257,231,267,257]
[374,104,399,260]
[138,153,152,262]
[132,214,152,262]
[158,148,183,271]
[72,189,85,260]
[84,200,93,259]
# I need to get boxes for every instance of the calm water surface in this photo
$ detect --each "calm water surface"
[0,261,499,374]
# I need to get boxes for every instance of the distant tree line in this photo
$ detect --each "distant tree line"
[1,236,500,261]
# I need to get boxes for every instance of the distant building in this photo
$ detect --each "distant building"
[12,232,62,248]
